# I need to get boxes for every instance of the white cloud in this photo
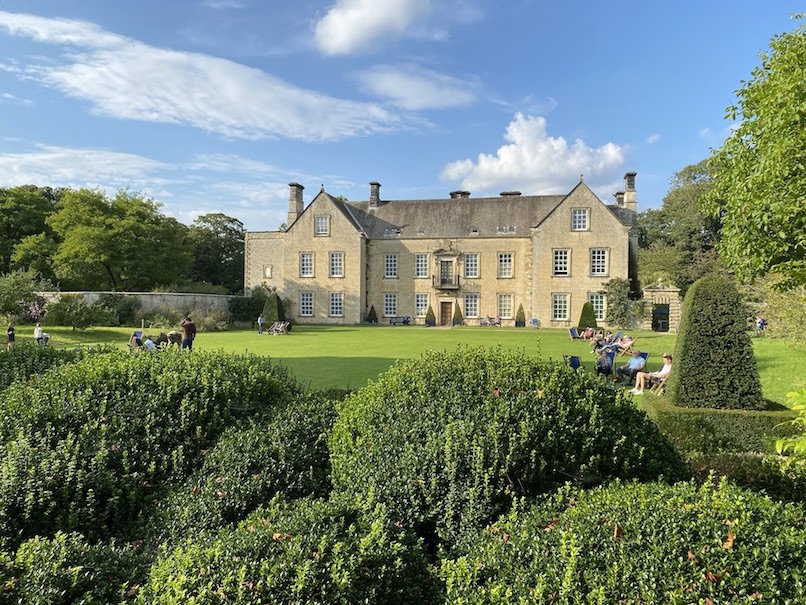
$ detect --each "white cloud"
[202,0,247,9]
[0,10,405,141]
[314,0,432,55]
[355,64,478,110]
[1,92,32,105]
[646,133,660,145]
[698,127,712,139]
[441,113,626,195]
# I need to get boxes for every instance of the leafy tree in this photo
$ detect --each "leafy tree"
[667,274,763,409]
[0,269,54,318]
[10,233,59,283]
[186,213,245,293]
[602,278,642,328]
[636,160,722,295]
[577,301,598,331]
[0,186,60,274]
[705,22,806,287]
[47,189,191,290]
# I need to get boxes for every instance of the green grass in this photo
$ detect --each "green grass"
[11,325,805,404]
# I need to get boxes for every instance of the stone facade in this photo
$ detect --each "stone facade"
[245,174,639,327]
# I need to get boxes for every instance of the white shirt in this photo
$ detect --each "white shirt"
[34,326,43,339]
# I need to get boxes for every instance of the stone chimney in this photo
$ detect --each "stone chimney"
[500,191,522,197]
[369,181,381,208]
[623,171,637,212]
[614,191,625,206]
[287,182,304,225]
[449,190,471,199]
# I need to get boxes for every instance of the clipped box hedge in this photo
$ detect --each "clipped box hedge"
[0,351,301,549]
[441,480,806,603]
[329,347,687,546]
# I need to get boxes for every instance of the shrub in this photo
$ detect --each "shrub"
[145,393,337,545]
[776,388,806,459]
[0,532,148,605]
[0,351,301,548]
[440,480,806,603]
[667,274,763,409]
[602,278,642,328]
[262,290,286,324]
[688,451,806,504]
[514,303,525,327]
[425,305,436,326]
[0,344,87,391]
[45,294,116,330]
[136,495,436,604]
[453,304,464,326]
[228,289,267,323]
[96,293,142,326]
[577,300,598,331]
[329,347,686,545]
[366,304,377,323]
[642,397,798,454]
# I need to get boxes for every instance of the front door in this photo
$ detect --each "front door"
[440,301,452,326]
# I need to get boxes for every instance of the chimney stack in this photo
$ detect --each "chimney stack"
[369,181,381,208]
[623,172,637,212]
[449,190,471,199]
[614,191,625,206]
[287,182,304,225]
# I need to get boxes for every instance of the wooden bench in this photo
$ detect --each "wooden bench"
[389,316,411,325]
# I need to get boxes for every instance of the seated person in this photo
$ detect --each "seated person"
[595,349,612,377]
[631,354,672,395]
[128,331,143,348]
[615,350,646,385]
[615,336,635,354]
[580,327,594,340]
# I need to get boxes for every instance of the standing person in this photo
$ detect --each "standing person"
[257,313,265,335]
[180,317,197,351]
[6,323,15,351]
[34,323,44,346]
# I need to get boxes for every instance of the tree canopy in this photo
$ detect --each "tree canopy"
[0,186,60,275]
[187,213,245,293]
[705,21,806,287]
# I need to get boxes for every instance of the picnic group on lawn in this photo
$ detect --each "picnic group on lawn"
[128,317,196,352]
[581,327,672,395]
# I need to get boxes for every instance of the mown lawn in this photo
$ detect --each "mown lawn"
[14,324,805,405]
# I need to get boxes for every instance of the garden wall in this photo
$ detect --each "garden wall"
[38,291,236,314]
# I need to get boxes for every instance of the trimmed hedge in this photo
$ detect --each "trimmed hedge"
[0,532,148,604]
[642,397,798,454]
[0,343,91,392]
[577,300,598,331]
[145,393,337,545]
[440,480,806,603]
[136,496,436,604]
[668,274,763,409]
[0,351,300,549]
[329,347,687,545]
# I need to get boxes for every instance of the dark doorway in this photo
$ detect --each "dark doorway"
[440,301,452,326]
[652,304,670,332]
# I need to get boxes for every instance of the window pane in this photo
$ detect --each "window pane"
[590,248,607,276]
[497,252,513,278]
[314,215,329,236]
[552,293,569,321]
[329,252,344,277]
[553,250,569,276]
[464,253,479,278]
[330,292,343,317]
[300,252,313,277]
[464,293,479,318]
[385,255,398,278]
[571,209,588,231]
[415,254,428,278]
[588,293,606,321]
[300,292,314,316]
[415,293,428,316]
[384,293,397,317]
[497,294,513,319]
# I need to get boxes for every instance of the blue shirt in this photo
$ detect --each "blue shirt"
[627,355,646,371]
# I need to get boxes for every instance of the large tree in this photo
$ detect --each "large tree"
[186,213,245,293]
[636,160,722,295]
[0,186,60,274]
[705,21,806,286]
[47,189,191,290]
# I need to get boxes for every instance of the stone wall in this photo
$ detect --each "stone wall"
[39,291,236,314]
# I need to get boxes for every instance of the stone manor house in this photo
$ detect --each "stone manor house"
[244,173,639,327]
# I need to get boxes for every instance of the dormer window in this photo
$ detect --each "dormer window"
[571,208,589,231]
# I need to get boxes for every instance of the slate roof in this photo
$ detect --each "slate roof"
[334,194,568,239]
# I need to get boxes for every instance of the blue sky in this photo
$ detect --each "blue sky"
[0,1,801,231]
